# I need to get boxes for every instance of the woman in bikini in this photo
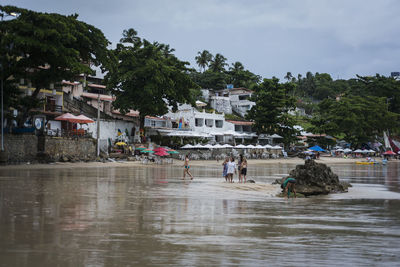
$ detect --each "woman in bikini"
[183,154,194,180]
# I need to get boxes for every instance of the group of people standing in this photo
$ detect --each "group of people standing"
[222,154,248,183]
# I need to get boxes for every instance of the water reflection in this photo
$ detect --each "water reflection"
[0,162,399,266]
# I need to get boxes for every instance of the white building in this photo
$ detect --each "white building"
[209,88,255,117]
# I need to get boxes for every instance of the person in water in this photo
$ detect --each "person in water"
[183,154,193,180]
[282,177,297,198]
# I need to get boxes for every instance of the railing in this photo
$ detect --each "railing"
[45,104,63,113]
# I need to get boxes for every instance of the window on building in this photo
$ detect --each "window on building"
[215,120,223,128]
[195,118,204,127]
[205,119,213,127]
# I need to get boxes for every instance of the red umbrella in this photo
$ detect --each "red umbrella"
[55,113,79,122]
[155,151,169,156]
[74,114,94,124]
[153,147,168,152]
[383,150,396,155]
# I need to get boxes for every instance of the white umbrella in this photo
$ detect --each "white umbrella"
[263,144,273,149]
[246,144,256,149]
[353,149,363,153]
[235,144,247,149]
[213,144,224,149]
[272,145,283,149]
[222,144,233,148]
[255,144,264,149]
[343,148,352,153]
[193,144,206,149]
[270,134,283,138]
[181,144,193,149]
[203,144,214,149]
[335,148,344,152]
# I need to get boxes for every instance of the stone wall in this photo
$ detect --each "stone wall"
[44,136,96,162]
[3,134,96,164]
[3,134,38,163]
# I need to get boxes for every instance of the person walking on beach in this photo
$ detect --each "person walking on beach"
[238,154,243,182]
[183,155,193,180]
[222,157,229,182]
[240,156,248,183]
[226,157,237,183]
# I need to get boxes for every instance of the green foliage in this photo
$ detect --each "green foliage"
[195,50,212,72]
[224,113,244,121]
[0,5,112,125]
[227,62,261,89]
[246,77,298,146]
[191,52,260,90]
[309,95,399,146]
[106,28,198,127]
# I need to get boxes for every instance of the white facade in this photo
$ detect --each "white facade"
[209,96,232,114]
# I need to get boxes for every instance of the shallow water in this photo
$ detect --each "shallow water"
[0,162,400,266]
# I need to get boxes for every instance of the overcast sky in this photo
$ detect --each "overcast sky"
[5,0,400,81]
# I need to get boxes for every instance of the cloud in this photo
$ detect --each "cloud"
[5,0,400,79]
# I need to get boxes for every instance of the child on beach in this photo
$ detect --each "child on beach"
[183,155,193,180]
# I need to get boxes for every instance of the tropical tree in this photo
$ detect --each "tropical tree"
[0,5,112,126]
[105,28,198,128]
[195,50,212,72]
[227,61,260,89]
[209,53,227,73]
[309,95,399,146]
[246,77,298,147]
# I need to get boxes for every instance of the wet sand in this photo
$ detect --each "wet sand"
[1,156,395,170]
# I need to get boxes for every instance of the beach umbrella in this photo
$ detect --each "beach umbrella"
[153,147,168,152]
[213,144,224,149]
[203,144,214,149]
[246,144,256,149]
[255,144,264,149]
[115,142,126,146]
[167,149,179,154]
[309,145,325,152]
[383,150,396,155]
[335,148,344,152]
[235,144,247,149]
[74,114,94,124]
[181,144,194,149]
[343,148,352,153]
[353,149,364,153]
[222,144,233,148]
[142,149,154,153]
[272,145,283,149]
[55,113,79,122]
[135,146,146,150]
[155,150,169,156]
[263,144,273,149]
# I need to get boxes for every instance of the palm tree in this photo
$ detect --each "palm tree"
[284,72,293,83]
[209,53,227,73]
[229,61,244,72]
[195,50,212,72]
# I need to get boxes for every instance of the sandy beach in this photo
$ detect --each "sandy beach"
[1,156,394,170]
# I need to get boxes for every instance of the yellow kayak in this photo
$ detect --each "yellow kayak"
[356,161,376,165]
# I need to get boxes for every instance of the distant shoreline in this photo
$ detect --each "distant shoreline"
[1,156,397,170]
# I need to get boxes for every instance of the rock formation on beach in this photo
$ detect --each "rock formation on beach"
[277,159,351,196]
